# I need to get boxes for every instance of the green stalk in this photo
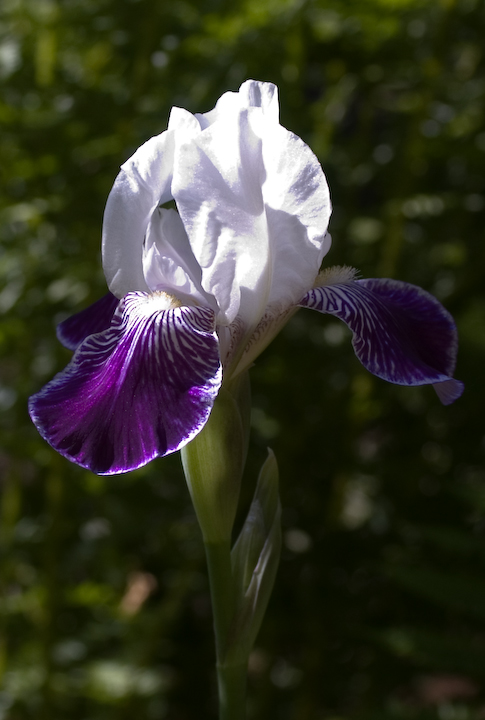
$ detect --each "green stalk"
[204,541,247,720]
[216,662,247,720]
[181,380,281,720]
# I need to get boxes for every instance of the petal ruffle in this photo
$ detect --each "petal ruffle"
[57,293,120,351]
[102,130,175,298]
[103,80,330,335]
[29,293,222,474]
[173,89,331,328]
[300,278,463,404]
[196,79,280,128]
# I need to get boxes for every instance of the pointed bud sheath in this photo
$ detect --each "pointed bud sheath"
[181,386,246,544]
[227,450,282,664]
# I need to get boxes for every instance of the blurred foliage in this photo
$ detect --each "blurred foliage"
[1,0,485,717]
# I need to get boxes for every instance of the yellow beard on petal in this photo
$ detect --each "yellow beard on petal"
[136,291,183,317]
[152,290,183,308]
[313,265,359,287]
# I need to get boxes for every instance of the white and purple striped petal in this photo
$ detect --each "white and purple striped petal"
[57,293,120,351]
[30,293,222,474]
[300,278,463,404]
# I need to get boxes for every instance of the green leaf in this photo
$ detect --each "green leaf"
[227,450,282,663]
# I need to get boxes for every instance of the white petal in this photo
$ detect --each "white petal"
[102,130,175,298]
[256,113,332,309]
[197,80,279,129]
[173,107,270,326]
[143,208,217,309]
[168,106,203,136]
[173,103,331,327]
[238,79,279,121]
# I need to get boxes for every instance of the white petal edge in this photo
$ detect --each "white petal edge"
[102,130,175,298]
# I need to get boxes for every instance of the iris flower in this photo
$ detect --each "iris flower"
[29,80,463,475]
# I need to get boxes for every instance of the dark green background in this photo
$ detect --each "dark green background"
[1,0,484,717]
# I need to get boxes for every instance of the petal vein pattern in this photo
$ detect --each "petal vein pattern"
[57,292,120,351]
[29,293,222,474]
[300,278,463,404]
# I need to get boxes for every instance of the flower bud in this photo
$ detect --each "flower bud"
[227,450,282,663]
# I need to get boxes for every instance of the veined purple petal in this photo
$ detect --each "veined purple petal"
[300,278,463,404]
[432,378,463,405]
[57,293,120,351]
[30,293,222,474]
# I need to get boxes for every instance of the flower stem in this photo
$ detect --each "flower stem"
[216,662,247,720]
[204,541,247,720]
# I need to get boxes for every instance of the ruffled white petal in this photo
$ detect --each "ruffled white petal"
[173,107,270,326]
[239,79,280,121]
[102,130,175,298]
[173,93,331,327]
[103,79,331,352]
[197,79,280,129]
[143,208,217,310]
[168,106,203,136]
[255,112,331,309]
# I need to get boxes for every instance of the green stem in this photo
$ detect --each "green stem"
[216,662,247,720]
[204,541,233,655]
[204,541,247,720]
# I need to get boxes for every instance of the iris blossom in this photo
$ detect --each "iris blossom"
[29,80,463,475]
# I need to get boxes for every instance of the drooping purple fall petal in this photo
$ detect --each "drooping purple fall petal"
[57,293,120,351]
[30,293,222,474]
[300,278,463,404]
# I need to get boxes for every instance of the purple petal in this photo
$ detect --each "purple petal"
[432,378,463,405]
[57,293,120,351]
[30,293,222,474]
[300,278,463,404]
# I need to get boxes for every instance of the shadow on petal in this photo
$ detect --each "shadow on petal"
[30,293,222,474]
[300,277,463,404]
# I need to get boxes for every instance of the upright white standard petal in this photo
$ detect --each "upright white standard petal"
[173,107,269,327]
[173,82,331,329]
[102,130,176,298]
[102,79,331,360]
[255,111,331,310]
[197,79,279,128]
